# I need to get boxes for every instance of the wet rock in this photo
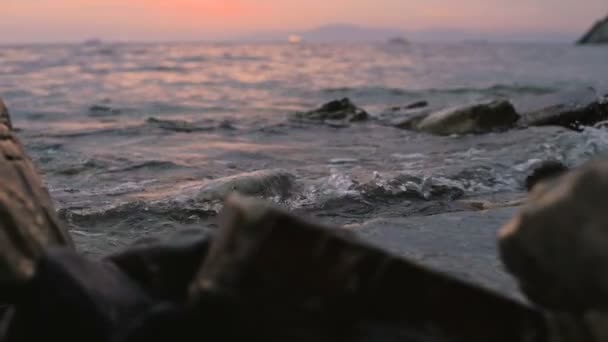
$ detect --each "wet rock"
[525,160,569,191]
[0,101,74,297]
[517,88,608,130]
[188,195,546,342]
[147,117,215,133]
[578,15,608,44]
[89,104,121,116]
[196,169,296,202]
[499,159,608,312]
[382,107,431,129]
[415,99,520,135]
[107,228,212,301]
[291,98,369,125]
[3,248,152,342]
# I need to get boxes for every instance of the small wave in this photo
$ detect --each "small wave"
[146,117,236,133]
[321,84,556,97]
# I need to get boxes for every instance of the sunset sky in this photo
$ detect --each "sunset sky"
[1,0,607,42]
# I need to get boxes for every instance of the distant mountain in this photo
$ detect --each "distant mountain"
[299,24,406,42]
[241,24,406,43]
[238,24,576,43]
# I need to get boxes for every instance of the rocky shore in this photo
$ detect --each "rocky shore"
[3,91,608,342]
[579,14,608,45]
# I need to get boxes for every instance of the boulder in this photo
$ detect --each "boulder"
[415,100,520,135]
[186,195,546,342]
[379,107,431,129]
[517,88,608,130]
[0,99,74,298]
[196,169,296,202]
[499,160,608,312]
[578,15,608,44]
[107,228,211,301]
[291,98,368,125]
[2,248,153,342]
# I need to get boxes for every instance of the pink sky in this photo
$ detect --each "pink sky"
[1,0,606,42]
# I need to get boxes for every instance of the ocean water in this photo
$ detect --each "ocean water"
[1,41,608,255]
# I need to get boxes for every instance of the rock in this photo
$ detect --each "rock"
[415,100,520,135]
[517,88,608,130]
[89,104,121,116]
[147,117,214,133]
[525,160,569,191]
[382,107,431,129]
[107,228,212,301]
[2,248,152,342]
[291,98,368,125]
[0,98,12,129]
[196,169,296,202]
[499,159,608,312]
[0,100,74,297]
[188,195,546,342]
[578,15,608,44]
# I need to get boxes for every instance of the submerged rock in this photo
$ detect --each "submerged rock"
[0,100,74,297]
[147,117,215,133]
[578,15,608,44]
[186,195,546,342]
[381,107,431,129]
[524,160,569,191]
[291,98,368,125]
[196,169,296,202]
[415,99,520,135]
[517,88,608,130]
[499,160,608,312]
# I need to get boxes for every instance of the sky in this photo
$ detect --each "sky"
[1,0,607,43]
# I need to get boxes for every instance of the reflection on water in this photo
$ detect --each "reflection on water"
[1,42,608,241]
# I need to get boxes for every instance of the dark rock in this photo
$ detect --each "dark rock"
[147,117,214,133]
[107,229,212,301]
[3,248,152,342]
[89,104,121,116]
[187,195,547,342]
[382,107,431,129]
[405,100,429,109]
[578,15,608,44]
[517,88,608,130]
[0,101,74,298]
[525,160,569,191]
[387,101,429,112]
[415,100,520,135]
[500,160,608,312]
[291,98,369,125]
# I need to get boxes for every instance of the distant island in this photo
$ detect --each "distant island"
[578,14,608,44]
[239,24,576,43]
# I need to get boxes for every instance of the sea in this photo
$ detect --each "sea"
[1,41,608,258]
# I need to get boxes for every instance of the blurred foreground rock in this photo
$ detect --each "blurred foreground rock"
[0,97,73,297]
[183,195,546,342]
[500,159,608,313]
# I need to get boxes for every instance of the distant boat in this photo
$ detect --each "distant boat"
[288,35,303,44]
[387,37,410,46]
